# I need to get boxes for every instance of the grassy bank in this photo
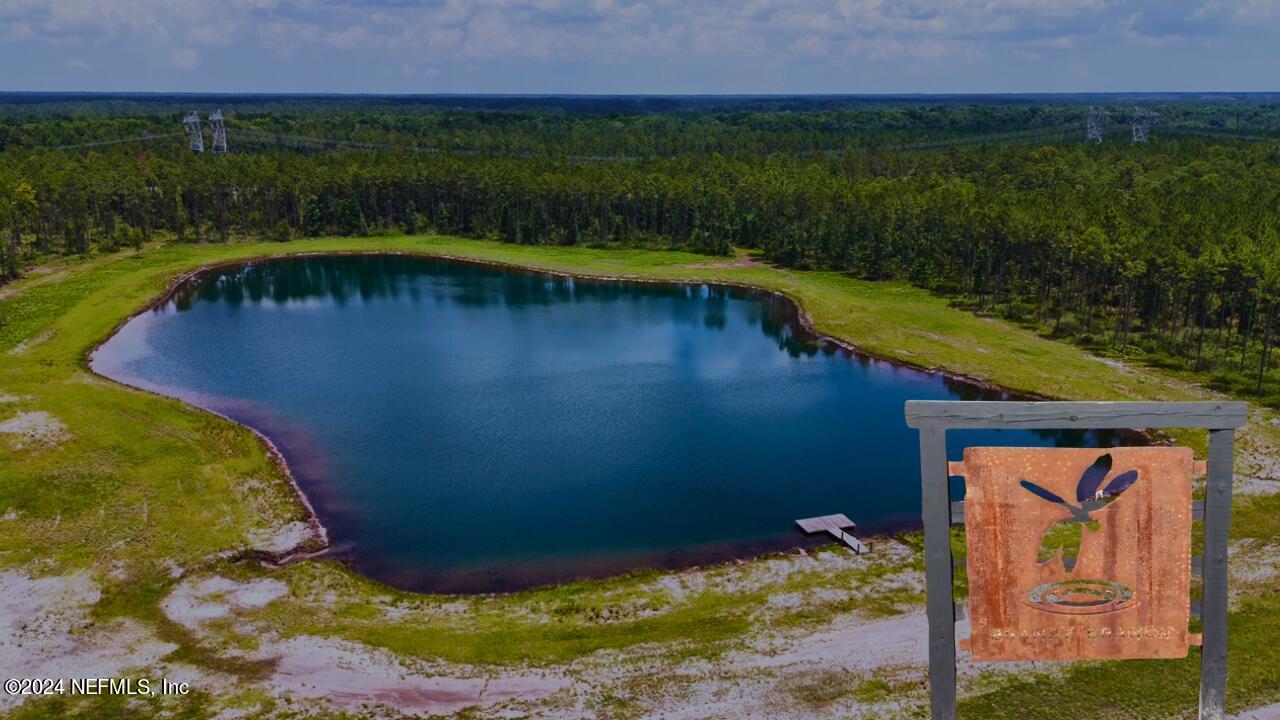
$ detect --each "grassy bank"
[2,235,1277,719]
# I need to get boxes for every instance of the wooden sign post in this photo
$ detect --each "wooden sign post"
[905,401,1248,720]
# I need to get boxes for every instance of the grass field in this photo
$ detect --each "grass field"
[1,235,1278,719]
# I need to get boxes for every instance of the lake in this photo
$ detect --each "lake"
[92,255,1122,593]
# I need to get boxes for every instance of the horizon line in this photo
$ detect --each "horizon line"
[4,90,1280,98]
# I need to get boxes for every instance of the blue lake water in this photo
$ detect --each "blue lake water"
[92,255,1122,592]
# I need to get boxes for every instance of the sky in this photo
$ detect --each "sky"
[0,0,1277,94]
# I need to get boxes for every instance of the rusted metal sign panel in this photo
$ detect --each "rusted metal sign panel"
[955,447,1195,661]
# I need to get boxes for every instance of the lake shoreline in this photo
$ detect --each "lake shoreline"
[82,245,1133,595]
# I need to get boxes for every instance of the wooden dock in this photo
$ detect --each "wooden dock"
[795,513,870,554]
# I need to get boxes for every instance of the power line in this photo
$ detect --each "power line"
[209,110,228,154]
[184,111,204,153]
[232,128,437,153]
[19,114,1278,157]
[885,123,1081,152]
[1159,126,1275,142]
[44,132,185,150]
[1131,107,1158,144]
[1086,106,1110,143]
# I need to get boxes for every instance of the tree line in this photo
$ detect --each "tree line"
[2,109,1279,406]
[5,101,1280,157]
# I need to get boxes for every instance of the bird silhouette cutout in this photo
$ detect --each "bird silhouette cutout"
[1019,453,1138,572]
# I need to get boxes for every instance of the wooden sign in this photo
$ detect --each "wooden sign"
[954,446,1196,661]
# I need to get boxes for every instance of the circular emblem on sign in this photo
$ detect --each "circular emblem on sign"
[1025,579,1135,615]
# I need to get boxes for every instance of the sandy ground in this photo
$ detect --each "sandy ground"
[566,604,1064,720]
[733,612,932,672]
[1233,703,1280,720]
[0,410,68,448]
[156,574,574,717]
[263,636,571,716]
[1237,409,1280,495]
[0,571,176,713]
[1229,539,1280,606]
[162,577,290,628]
[246,521,317,555]
[3,527,1278,719]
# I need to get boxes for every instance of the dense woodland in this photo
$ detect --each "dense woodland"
[2,96,1280,405]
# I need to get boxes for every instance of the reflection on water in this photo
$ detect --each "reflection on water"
[175,256,834,358]
[99,255,1129,593]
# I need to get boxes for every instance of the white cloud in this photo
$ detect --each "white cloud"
[1113,10,1186,46]
[257,20,325,57]
[2,0,1277,89]
[790,33,828,56]
[2,21,34,40]
[186,23,235,47]
[1192,0,1279,23]
[849,33,956,61]
[325,24,383,50]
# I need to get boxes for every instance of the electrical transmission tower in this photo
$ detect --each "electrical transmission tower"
[183,111,204,153]
[209,110,228,154]
[1131,107,1157,143]
[1086,106,1109,143]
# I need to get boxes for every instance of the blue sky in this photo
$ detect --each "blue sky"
[1,0,1276,94]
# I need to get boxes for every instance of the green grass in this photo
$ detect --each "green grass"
[959,595,1280,719]
[2,235,1277,719]
[5,691,221,720]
